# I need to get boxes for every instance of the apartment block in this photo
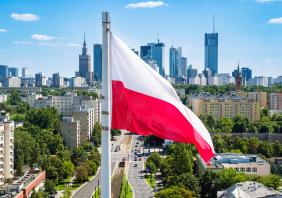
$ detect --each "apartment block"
[191,94,260,121]
[197,153,270,176]
[0,120,14,186]
[269,92,282,111]
[60,117,80,148]
[247,92,267,108]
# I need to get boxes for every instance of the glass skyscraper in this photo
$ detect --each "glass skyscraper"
[242,67,252,81]
[204,33,218,75]
[169,46,182,78]
[8,67,18,77]
[0,65,8,82]
[140,40,165,77]
[93,44,102,82]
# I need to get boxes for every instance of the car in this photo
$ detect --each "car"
[135,145,138,148]
[114,148,118,152]
[138,157,142,161]
[134,157,137,161]
[133,164,137,167]
[136,142,139,144]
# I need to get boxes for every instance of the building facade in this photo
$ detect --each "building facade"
[197,153,270,177]
[3,77,21,88]
[191,95,261,122]
[79,35,92,84]
[269,92,282,111]
[204,33,218,75]
[93,44,102,82]
[8,68,18,77]
[60,117,80,148]
[0,65,8,82]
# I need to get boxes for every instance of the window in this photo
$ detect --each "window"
[240,167,245,172]
[246,167,251,172]
[252,168,257,172]
[235,168,239,171]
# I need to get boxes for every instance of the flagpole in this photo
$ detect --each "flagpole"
[101,11,111,198]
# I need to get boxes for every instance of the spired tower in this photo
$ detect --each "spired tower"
[79,33,92,84]
[235,61,242,92]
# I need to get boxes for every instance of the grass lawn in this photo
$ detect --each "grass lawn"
[92,187,101,198]
[119,176,133,198]
[145,175,156,189]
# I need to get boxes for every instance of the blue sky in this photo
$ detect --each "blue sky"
[0,0,281,77]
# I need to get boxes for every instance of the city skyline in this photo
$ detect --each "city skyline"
[0,0,282,77]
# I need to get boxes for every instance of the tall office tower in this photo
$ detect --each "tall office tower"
[187,65,198,82]
[204,17,218,75]
[93,44,102,82]
[181,57,188,78]
[79,34,92,84]
[169,46,182,78]
[140,39,165,77]
[203,68,212,85]
[140,45,151,59]
[22,67,28,78]
[0,65,8,82]
[35,73,43,87]
[8,67,18,77]
[52,72,63,88]
[242,67,252,83]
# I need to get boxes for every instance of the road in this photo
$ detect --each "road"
[73,132,128,198]
[128,135,154,198]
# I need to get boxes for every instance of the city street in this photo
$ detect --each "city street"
[128,135,154,198]
[73,131,129,198]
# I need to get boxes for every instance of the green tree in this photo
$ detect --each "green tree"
[257,141,273,158]
[76,165,89,183]
[8,89,21,105]
[248,137,259,154]
[61,161,75,179]
[45,179,56,195]
[71,147,87,166]
[232,115,248,133]
[155,186,193,198]
[145,161,157,176]
[200,171,218,198]
[257,175,281,190]
[91,122,102,146]
[217,118,234,133]
[146,152,162,169]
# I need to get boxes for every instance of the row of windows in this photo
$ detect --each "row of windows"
[235,167,257,172]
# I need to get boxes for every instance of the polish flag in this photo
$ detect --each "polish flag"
[111,34,215,162]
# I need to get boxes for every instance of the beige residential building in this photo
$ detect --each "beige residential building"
[247,92,267,108]
[191,95,260,121]
[0,120,14,186]
[269,92,282,111]
[73,107,95,144]
[197,153,270,177]
[60,117,80,148]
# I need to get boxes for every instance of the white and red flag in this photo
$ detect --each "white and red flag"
[110,34,215,162]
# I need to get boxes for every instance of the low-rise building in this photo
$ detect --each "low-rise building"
[197,153,270,176]
[217,181,282,198]
[191,94,260,121]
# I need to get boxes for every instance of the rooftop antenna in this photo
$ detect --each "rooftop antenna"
[83,32,86,44]
[213,15,215,33]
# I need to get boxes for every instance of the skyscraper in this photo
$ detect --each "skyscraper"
[169,46,182,78]
[35,72,43,87]
[22,67,28,78]
[140,40,165,77]
[204,17,218,75]
[187,65,198,82]
[242,67,252,82]
[79,34,92,84]
[52,73,63,88]
[8,67,18,77]
[93,44,102,82]
[0,65,8,82]
[180,57,188,78]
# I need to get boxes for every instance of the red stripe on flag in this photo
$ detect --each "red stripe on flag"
[111,80,214,162]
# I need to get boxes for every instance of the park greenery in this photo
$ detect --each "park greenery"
[145,143,282,198]
[199,111,282,134]
[0,90,101,196]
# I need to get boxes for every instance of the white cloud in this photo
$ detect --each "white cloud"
[13,41,32,45]
[0,28,7,32]
[67,43,81,47]
[268,17,282,24]
[10,13,39,22]
[31,34,55,41]
[125,1,167,9]
[263,58,279,64]
[256,0,282,3]
[38,42,59,47]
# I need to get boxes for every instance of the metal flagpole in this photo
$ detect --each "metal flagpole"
[101,11,111,198]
